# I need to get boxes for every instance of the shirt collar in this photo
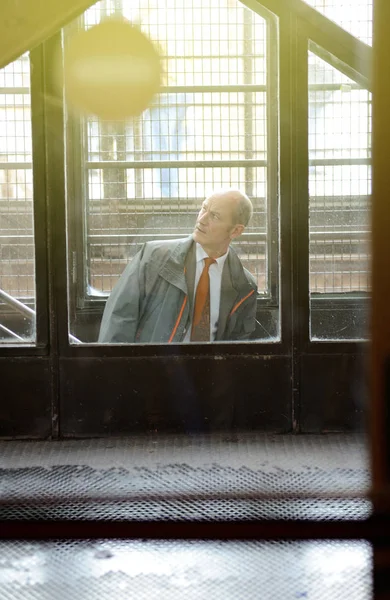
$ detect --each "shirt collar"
[195,243,229,271]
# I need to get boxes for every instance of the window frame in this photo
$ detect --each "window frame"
[64,1,281,346]
[0,47,49,355]
[0,0,373,438]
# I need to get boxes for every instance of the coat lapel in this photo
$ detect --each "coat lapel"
[184,241,196,317]
[216,247,256,340]
[159,236,194,294]
[216,261,238,340]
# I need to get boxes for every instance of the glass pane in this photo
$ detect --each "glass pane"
[0,55,36,344]
[66,0,280,344]
[308,50,371,341]
[303,0,373,46]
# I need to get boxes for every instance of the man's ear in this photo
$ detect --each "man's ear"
[230,224,245,239]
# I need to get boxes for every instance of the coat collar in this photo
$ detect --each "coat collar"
[159,235,255,291]
[158,236,194,293]
[215,248,256,340]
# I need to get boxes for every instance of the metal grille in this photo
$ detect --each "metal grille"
[0,436,372,599]
[308,51,371,298]
[71,0,273,297]
[0,539,372,600]
[303,0,373,46]
[0,54,35,343]
[0,462,370,522]
[0,434,371,522]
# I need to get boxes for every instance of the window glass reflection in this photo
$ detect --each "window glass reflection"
[0,54,36,344]
[66,0,280,344]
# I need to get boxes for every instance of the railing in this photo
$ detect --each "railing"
[0,287,81,344]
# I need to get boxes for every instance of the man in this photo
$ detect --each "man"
[98,189,258,343]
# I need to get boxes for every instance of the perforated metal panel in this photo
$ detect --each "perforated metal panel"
[0,463,370,521]
[0,435,372,598]
[0,434,370,521]
[0,539,372,600]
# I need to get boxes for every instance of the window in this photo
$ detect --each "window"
[308,47,371,340]
[65,0,280,344]
[0,0,374,436]
[0,54,36,344]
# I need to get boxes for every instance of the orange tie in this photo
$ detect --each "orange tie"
[191,257,216,341]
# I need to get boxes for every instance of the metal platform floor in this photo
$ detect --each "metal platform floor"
[0,433,372,599]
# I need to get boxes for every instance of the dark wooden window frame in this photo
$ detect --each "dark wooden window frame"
[0,0,372,438]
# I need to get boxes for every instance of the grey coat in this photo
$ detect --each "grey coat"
[98,236,257,343]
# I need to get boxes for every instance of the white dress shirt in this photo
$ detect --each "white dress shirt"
[183,243,229,342]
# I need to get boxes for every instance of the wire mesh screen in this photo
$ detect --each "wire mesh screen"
[308,50,371,340]
[73,0,273,298]
[0,540,372,600]
[303,0,373,46]
[0,55,35,343]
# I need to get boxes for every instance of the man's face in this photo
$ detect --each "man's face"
[193,193,243,255]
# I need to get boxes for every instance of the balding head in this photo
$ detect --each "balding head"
[193,188,253,258]
[211,188,253,227]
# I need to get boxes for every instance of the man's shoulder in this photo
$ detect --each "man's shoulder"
[228,245,258,291]
[142,236,193,264]
[242,267,257,291]
[144,236,191,255]
[145,236,190,251]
